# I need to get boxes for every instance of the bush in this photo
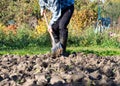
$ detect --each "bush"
[68,26,120,48]
[69,9,97,35]
[103,0,120,21]
[0,0,119,49]
[0,23,119,49]
[0,0,40,25]
[0,23,50,49]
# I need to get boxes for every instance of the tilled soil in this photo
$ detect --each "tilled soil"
[0,52,120,86]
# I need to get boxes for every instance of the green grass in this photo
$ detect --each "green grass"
[68,46,120,56]
[0,46,50,55]
[0,46,120,56]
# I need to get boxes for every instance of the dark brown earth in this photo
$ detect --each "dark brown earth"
[0,53,120,86]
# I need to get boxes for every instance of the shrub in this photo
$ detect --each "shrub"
[0,0,119,49]
[35,19,47,36]
[68,26,120,48]
[0,23,6,30]
[0,0,40,25]
[69,9,97,36]
[103,0,120,21]
[0,23,50,49]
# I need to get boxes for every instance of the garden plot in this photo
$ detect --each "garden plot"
[0,53,120,86]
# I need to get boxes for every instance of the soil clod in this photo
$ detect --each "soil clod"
[0,53,120,86]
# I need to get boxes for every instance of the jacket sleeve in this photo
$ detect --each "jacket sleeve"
[49,0,61,26]
[39,0,45,11]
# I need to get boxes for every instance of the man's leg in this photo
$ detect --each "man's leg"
[59,5,74,54]
[52,21,59,43]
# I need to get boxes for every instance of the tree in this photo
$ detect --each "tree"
[0,0,40,26]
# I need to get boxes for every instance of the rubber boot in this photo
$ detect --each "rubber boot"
[52,30,59,43]
[60,28,68,56]
[51,30,60,57]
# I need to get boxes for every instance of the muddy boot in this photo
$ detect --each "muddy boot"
[51,30,60,57]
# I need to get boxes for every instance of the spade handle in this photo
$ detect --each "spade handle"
[44,13,56,46]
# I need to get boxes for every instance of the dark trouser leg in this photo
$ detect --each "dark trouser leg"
[59,28,68,53]
[52,21,59,43]
[59,5,74,53]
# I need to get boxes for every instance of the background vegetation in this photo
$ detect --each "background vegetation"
[0,0,120,55]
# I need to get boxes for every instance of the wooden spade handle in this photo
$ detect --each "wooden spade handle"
[43,13,56,46]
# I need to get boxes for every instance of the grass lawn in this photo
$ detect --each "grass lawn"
[0,46,120,56]
[0,46,50,55]
[68,46,120,56]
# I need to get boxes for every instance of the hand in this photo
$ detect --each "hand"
[41,9,46,16]
[48,25,53,33]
